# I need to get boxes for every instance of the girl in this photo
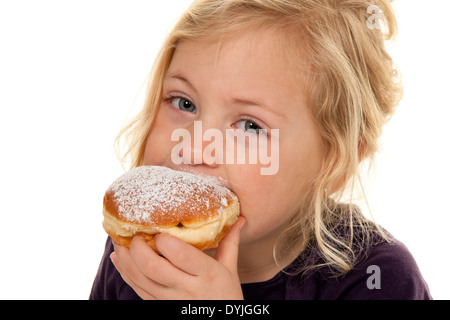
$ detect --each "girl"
[90,0,431,299]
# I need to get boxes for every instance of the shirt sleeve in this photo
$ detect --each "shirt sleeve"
[330,239,432,300]
[89,237,141,300]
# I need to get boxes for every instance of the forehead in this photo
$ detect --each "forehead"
[171,28,305,77]
[167,29,310,107]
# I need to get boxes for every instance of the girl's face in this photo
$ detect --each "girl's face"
[143,30,324,258]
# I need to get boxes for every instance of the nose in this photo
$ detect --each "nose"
[175,120,223,168]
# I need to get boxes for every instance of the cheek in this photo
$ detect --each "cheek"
[143,135,165,166]
[231,168,301,239]
[142,109,175,165]
[231,133,323,241]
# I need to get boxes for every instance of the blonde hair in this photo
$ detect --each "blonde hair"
[117,0,402,275]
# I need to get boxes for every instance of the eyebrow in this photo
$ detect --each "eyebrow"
[164,73,197,94]
[164,72,287,120]
[231,97,287,120]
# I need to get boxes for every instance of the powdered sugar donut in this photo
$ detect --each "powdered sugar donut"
[102,166,240,251]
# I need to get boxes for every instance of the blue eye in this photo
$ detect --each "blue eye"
[171,97,197,113]
[235,119,263,134]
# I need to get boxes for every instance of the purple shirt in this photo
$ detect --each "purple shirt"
[89,235,431,300]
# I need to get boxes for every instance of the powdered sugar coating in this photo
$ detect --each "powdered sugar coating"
[106,166,236,225]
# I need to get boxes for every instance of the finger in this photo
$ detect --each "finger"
[113,241,167,299]
[215,216,246,274]
[129,235,189,287]
[154,233,215,276]
[110,251,157,300]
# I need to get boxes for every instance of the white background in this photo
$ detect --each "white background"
[0,0,448,299]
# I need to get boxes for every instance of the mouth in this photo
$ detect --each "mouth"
[171,166,236,193]
[159,166,247,226]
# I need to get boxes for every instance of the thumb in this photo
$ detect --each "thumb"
[215,216,246,273]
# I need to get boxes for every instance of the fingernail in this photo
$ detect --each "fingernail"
[238,217,246,231]
[110,252,117,265]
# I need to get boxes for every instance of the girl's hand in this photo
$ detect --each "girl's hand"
[110,217,246,300]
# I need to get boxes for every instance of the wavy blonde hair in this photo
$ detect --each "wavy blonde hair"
[116,0,402,275]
